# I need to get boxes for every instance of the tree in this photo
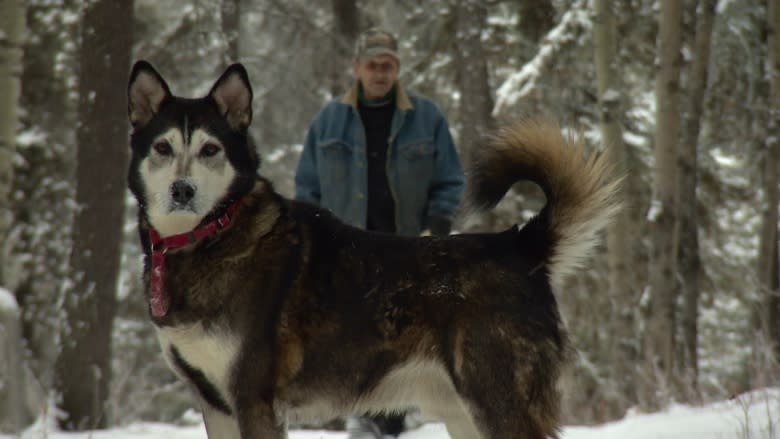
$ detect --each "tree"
[0,291,24,434]
[0,0,25,288]
[221,0,241,66]
[677,0,716,400]
[0,1,28,431]
[756,0,780,371]
[54,0,133,429]
[329,0,359,97]
[12,3,80,418]
[454,0,495,154]
[517,0,555,43]
[592,0,638,413]
[644,0,683,409]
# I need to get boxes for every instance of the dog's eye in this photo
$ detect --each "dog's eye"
[200,142,221,158]
[153,141,172,156]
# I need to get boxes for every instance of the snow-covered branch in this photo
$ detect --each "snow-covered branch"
[492,0,591,116]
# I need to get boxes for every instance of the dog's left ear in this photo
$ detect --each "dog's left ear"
[209,63,253,130]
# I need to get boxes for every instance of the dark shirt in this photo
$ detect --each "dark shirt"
[358,98,396,233]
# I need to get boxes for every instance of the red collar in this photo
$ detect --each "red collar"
[147,198,243,317]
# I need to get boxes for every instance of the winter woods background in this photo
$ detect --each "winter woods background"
[0,0,778,434]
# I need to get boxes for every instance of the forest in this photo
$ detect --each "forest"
[0,0,778,435]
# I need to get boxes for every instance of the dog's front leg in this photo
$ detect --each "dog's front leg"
[200,399,240,439]
[237,401,287,439]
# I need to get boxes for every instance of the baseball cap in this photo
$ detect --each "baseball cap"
[354,28,399,61]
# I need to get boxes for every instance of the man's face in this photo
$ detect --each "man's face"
[352,54,400,100]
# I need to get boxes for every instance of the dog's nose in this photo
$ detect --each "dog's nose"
[171,180,195,204]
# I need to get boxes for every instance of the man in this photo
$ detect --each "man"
[295,27,463,238]
[294,28,464,438]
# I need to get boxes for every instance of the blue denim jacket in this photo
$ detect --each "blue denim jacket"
[295,83,464,236]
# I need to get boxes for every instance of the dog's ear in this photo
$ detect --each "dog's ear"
[128,60,172,128]
[208,63,253,130]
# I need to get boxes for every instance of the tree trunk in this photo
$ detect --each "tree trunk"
[643,0,683,410]
[517,0,556,43]
[677,0,715,402]
[13,3,79,418]
[0,2,31,430]
[592,0,637,413]
[453,0,497,231]
[0,291,24,433]
[54,0,133,430]
[454,0,494,155]
[757,0,780,370]
[329,0,359,97]
[0,0,25,287]
[221,0,241,66]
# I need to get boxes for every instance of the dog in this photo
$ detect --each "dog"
[126,60,620,439]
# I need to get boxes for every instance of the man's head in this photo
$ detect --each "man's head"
[352,28,400,100]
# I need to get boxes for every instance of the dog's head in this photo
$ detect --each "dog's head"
[127,61,259,237]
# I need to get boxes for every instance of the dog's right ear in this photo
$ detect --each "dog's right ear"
[128,60,172,128]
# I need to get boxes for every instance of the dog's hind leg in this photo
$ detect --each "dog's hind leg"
[458,396,554,439]
[201,401,240,439]
[451,326,562,439]
[236,401,287,439]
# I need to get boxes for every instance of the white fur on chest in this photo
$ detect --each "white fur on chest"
[157,323,240,404]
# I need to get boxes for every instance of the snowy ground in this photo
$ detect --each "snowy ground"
[3,388,778,439]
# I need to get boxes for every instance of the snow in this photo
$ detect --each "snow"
[647,198,663,222]
[15,128,48,148]
[601,88,621,103]
[623,130,647,148]
[3,389,777,439]
[710,147,741,168]
[0,287,19,314]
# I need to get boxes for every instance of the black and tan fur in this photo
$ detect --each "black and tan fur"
[127,61,620,439]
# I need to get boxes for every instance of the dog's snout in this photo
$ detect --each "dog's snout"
[171,180,195,204]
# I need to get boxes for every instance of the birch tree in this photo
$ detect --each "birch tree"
[0,3,27,430]
[0,0,25,287]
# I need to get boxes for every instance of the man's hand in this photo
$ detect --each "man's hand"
[425,216,451,236]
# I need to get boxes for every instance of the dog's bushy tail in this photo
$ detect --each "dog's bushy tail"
[465,118,621,291]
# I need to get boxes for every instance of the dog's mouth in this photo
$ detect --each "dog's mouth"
[168,202,197,214]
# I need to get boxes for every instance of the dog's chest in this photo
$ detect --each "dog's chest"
[157,323,240,402]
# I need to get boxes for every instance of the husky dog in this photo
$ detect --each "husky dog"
[126,61,620,439]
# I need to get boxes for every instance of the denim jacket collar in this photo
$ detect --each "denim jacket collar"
[342,81,413,111]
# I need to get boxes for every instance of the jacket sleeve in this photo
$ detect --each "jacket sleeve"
[426,114,464,222]
[294,122,321,204]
